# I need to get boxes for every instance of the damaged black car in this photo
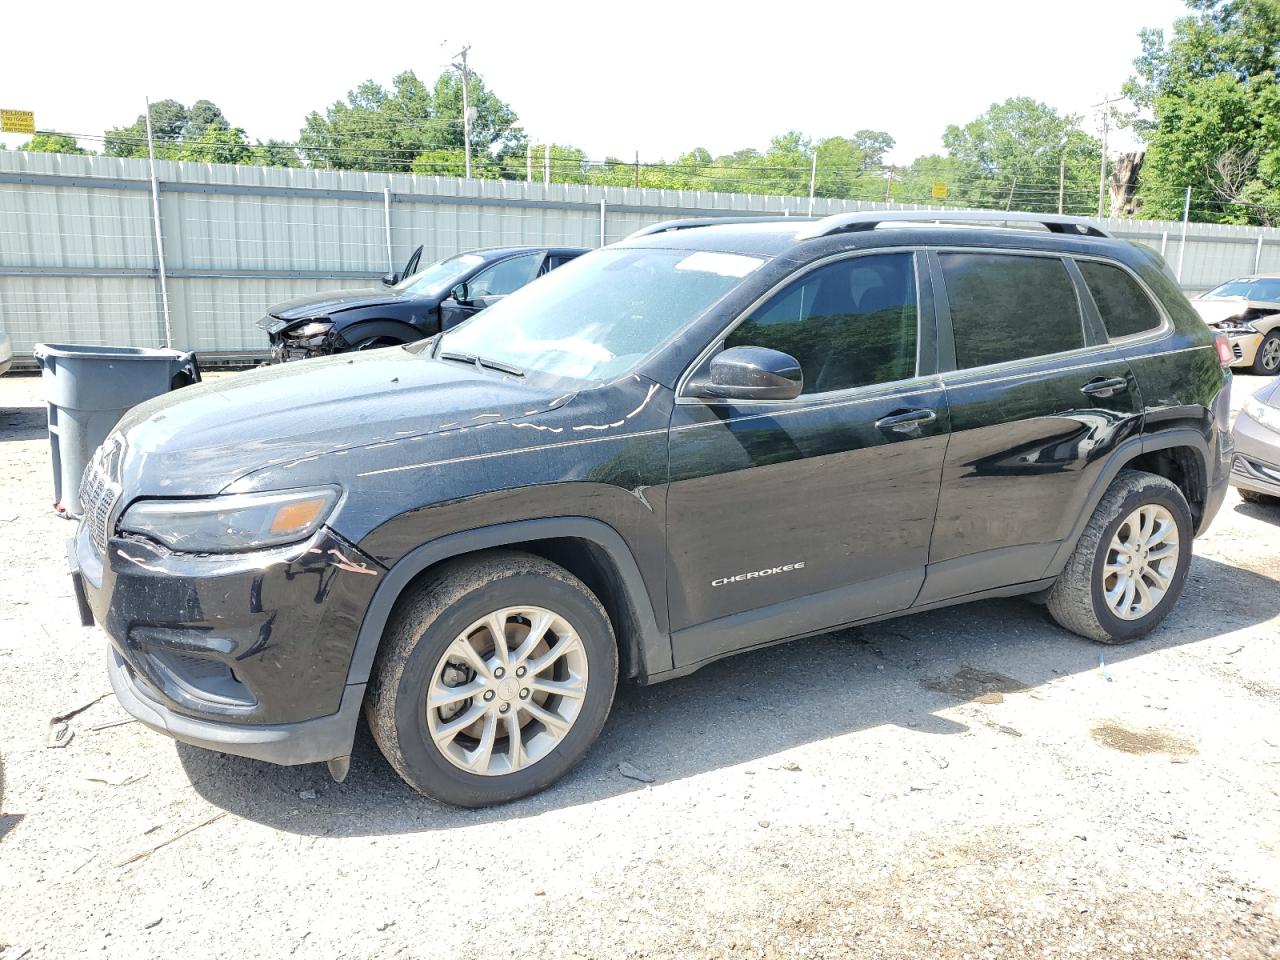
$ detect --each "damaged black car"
[257,245,587,361]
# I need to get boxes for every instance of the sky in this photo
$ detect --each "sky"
[0,0,1189,165]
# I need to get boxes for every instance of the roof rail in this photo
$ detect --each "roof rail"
[793,209,1113,241]
[627,215,812,240]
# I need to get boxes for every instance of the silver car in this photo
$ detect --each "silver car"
[1192,274,1280,376]
[0,329,12,377]
[1232,378,1280,504]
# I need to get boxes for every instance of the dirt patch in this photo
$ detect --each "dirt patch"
[1091,722,1199,757]
[923,665,1027,704]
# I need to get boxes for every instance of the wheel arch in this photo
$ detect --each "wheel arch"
[337,317,431,347]
[346,517,670,691]
[1044,430,1211,578]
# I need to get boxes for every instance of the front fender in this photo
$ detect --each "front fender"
[346,516,671,689]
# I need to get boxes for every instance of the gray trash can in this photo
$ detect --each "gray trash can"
[33,343,201,517]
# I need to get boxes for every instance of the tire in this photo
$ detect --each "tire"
[1238,487,1280,506]
[1251,330,1280,376]
[1047,470,1193,644]
[366,550,618,807]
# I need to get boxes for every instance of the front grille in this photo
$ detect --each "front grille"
[81,435,124,554]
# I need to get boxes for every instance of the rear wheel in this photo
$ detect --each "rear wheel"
[367,551,618,807]
[1251,330,1280,375]
[1047,470,1193,644]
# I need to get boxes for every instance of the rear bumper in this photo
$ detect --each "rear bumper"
[109,646,366,765]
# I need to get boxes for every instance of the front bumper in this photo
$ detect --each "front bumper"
[1231,413,1280,498]
[1221,330,1263,366]
[76,520,384,764]
[110,647,367,765]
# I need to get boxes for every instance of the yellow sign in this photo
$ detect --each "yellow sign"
[931,181,948,199]
[1,109,36,134]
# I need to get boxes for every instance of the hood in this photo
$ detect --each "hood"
[1191,298,1269,324]
[114,348,571,496]
[261,287,407,326]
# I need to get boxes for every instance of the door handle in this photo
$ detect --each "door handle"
[875,408,937,433]
[1080,377,1128,399]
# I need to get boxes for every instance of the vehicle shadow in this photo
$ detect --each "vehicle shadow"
[1234,498,1280,524]
[181,553,1279,836]
[0,402,48,442]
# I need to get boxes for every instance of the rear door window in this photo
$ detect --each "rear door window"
[724,252,919,394]
[939,253,1084,369]
[1077,260,1163,339]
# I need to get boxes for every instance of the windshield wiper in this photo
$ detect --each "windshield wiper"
[439,350,524,377]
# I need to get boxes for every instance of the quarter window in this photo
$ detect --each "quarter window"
[724,252,918,394]
[940,253,1084,369]
[1077,260,1162,339]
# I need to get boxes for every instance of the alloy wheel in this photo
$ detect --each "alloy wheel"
[1262,337,1280,371]
[425,606,588,776]
[1102,504,1180,620]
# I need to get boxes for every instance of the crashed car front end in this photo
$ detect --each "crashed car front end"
[256,316,348,362]
[1193,300,1279,367]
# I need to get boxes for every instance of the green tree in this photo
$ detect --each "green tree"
[941,97,1101,213]
[19,133,91,155]
[1125,0,1280,223]
[300,68,523,173]
[103,99,295,167]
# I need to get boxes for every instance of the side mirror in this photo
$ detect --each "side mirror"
[451,281,471,304]
[702,345,803,401]
[382,272,399,286]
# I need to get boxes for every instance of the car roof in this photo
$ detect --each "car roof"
[465,245,590,260]
[615,217,1136,263]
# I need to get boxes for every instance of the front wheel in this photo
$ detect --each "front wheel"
[367,551,618,807]
[1047,470,1193,644]
[1251,331,1280,376]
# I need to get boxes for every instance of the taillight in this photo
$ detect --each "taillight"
[1214,335,1234,367]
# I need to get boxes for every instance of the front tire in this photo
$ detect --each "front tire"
[1251,330,1280,376]
[1047,470,1193,644]
[366,551,618,807]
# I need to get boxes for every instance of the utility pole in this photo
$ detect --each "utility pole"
[807,152,817,216]
[634,150,640,189]
[143,97,172,348]
[526,141,532,183]
[1177,185,1192,280]
[884,166,894,202]
[452,45,473,179]
[544,143,551,186]
[1092,94,1123,218]
[1058,153,1066,215]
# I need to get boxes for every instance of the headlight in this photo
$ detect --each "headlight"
[120,487,340,553]
[291,320,333,338]
[1244,396,1280,434]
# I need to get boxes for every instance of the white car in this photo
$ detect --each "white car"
[0,330,12,376]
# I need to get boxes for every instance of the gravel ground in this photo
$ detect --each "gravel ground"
[1,370,1278,960]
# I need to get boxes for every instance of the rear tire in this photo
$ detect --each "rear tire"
[1047,470,1193,644]
[366,551,618,807]
[1251,330,1280,376]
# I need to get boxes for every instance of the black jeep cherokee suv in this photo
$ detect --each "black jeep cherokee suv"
[72,210,1233,807]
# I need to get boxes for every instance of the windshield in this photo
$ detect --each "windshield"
[1203,278,1280,302]
[393,253,485,296]
[435,248,764,381]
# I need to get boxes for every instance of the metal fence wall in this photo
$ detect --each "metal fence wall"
[4,150,1280,361]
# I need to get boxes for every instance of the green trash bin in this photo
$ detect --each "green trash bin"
[33,343,201,518]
